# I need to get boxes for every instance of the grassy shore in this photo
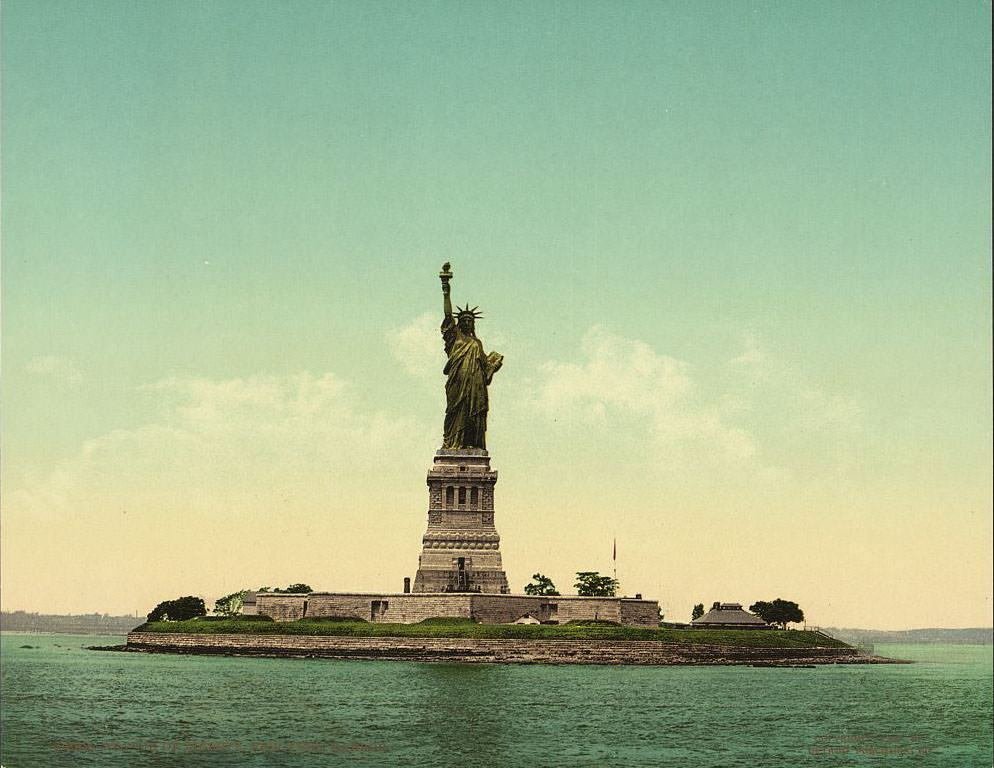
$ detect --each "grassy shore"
[133,618,849,648]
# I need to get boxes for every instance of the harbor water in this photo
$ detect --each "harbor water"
[1,633,991,767]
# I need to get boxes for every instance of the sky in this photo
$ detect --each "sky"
[1,1,990,629]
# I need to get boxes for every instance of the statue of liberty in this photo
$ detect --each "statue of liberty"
[438,263,503,450]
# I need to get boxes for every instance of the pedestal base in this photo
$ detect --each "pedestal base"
[412,449,510,594]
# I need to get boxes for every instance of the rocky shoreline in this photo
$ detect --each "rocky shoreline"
[111,631,905,666]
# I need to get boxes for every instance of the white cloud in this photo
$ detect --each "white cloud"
[1,330,868,615]
[725,333,866,472]
[388,312,512,382]
[531,325,864,479]
[535,325,758,467]
[25,355,83,384]
[1,369,435,613]
[6,371,430,520]
[387,312,446,380]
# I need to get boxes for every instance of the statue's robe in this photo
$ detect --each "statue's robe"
[441,316,490,449]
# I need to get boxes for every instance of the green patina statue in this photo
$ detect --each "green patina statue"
[439,263,503,449]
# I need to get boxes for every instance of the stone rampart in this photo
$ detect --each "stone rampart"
[469,595,551,624]
[309,593,475,624]
[255,593,308,621]
[620,599,661,626]
[553,597,622,624]
[125,631,879,666]
[253,592,659,627]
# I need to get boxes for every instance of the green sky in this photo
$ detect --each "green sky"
[2,1,990,628]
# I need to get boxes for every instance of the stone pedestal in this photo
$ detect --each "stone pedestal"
[412,449,510,594]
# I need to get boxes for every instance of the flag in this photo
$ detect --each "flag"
[613,538,616,561]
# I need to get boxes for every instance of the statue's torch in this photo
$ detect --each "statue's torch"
[440,262,453,315]
[439,261,453,290]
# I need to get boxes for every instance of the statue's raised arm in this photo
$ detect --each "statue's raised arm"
[440,262,453,319]
[437,263,502,450]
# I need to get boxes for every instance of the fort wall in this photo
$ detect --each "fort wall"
[252,592,659,627]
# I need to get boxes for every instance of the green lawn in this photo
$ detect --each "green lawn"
[133,618,849,648]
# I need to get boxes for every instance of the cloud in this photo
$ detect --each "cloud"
[388,312,512,382]
[25,355,83,384]
[1,369,435,613]
[531,325,864,480]
[1,330,867,615]
[387,312,445,380]
[535,325,759,467]
[5,371,431,521]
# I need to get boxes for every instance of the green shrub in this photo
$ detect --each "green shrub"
[565,619,622,627]
[213,590,249,617]
[146,596,206,622]
[297,616,366,623]
[415,617,476,626]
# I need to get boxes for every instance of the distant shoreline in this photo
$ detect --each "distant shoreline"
[818,627,992,645]
[2,630,133,637]
[1,612,141,635]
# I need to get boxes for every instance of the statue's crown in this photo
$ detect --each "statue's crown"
[456,304,483,319]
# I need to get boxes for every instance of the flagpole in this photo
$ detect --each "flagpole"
[613,536,617,585]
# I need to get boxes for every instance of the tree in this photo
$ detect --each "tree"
[214,590,248,617]
[691,603,705,621]
[256,584,313,594]
[147,596,206,622]
[524,573,560,596]
[574,571,619,597]
[749,598,804,629]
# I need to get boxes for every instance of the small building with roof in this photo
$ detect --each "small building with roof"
[240,591,259,616]
[691,602,768,629]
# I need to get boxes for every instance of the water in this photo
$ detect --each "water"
[1,634,991,767]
